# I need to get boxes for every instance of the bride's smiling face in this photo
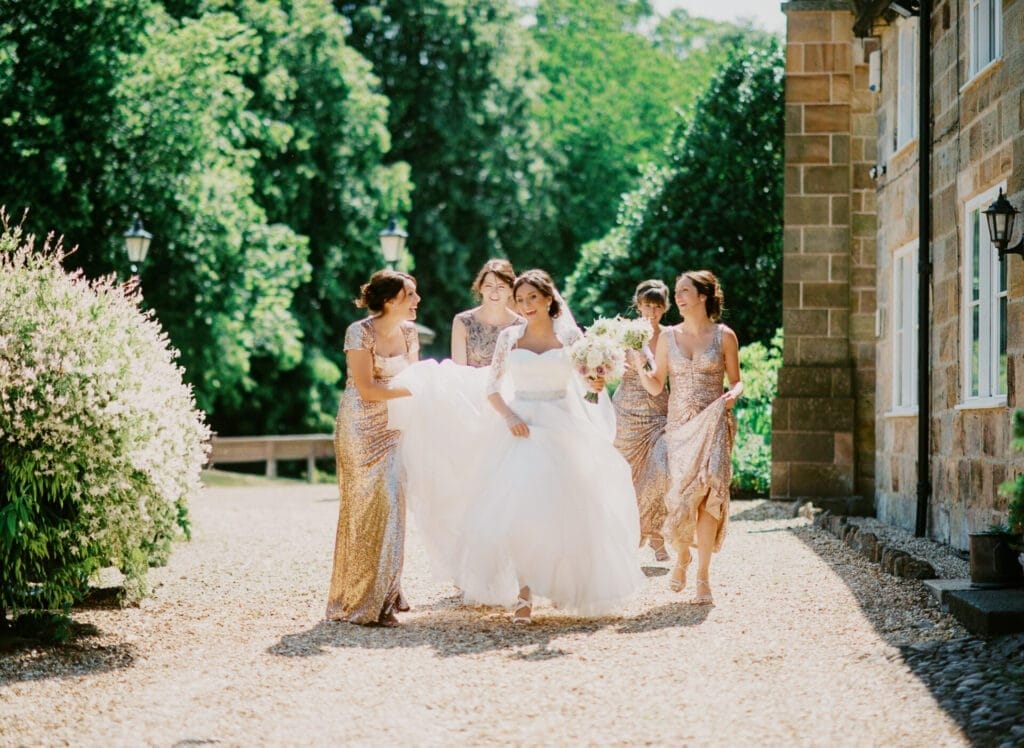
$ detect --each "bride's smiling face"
[515,282,551,321]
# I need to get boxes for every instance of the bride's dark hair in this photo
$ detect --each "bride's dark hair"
[513,269,560,317]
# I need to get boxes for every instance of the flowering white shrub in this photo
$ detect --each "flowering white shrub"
[0,219,210,616]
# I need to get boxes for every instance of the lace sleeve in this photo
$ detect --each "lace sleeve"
[486,326,517,395]
[558,324,582,348]
[343,319,371,352]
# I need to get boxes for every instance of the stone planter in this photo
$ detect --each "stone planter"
[968,532,1024,588]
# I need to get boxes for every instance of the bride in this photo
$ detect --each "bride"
[389,269,644,623]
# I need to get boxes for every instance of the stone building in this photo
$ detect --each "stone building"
[774,0,1024,548]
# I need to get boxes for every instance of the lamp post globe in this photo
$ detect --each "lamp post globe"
[378,216,408,269]
[123,213,153,276]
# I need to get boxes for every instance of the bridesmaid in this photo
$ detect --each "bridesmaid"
[613,280,671,562]
[326,269,420,626]
[450,258,522,367]
[632,270,742,605]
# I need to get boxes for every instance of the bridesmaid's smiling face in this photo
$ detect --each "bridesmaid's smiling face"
[514,282,552,322]
[480,272,513,307]
[386,280,420,321]
[637,300,667,324]
[674,277,706,318]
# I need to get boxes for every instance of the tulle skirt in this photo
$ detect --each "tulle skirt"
[389,361,644,615]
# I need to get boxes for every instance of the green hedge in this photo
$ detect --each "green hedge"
[0,219,209,628]
[731,329,782,496]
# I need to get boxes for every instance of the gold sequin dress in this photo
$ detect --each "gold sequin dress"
[612,339,670,545]
[453,309,522,367]
[326,318,418,624]
[663,324,736,559]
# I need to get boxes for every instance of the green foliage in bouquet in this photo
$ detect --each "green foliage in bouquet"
[997,409,1024,536]
[0,219,210,627]
[730,329,782,496]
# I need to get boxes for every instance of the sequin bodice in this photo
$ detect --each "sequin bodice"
[455,309,523,368]
[666,324,726,424]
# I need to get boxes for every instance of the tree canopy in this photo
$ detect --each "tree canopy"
[567,38,785,347]
[0,0,783,435]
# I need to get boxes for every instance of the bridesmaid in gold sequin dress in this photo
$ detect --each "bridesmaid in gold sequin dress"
[633,271,742,605]
[326,270,420,626]
[451,259,522,367]
[613,280,671,562]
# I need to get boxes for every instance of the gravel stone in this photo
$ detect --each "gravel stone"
[0,492,1018,746]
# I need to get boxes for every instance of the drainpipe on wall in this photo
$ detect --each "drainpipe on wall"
[916,0,932,538]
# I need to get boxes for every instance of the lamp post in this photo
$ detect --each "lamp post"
[983,188,1024,260]
[378,216,408,269]
[123,213,153,281]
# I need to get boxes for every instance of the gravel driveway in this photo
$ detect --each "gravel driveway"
[0,484,1011,746]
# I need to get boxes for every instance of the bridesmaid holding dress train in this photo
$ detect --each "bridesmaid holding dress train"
[633,270,742,605]
[326,270,420,627]
[612,280,671,562]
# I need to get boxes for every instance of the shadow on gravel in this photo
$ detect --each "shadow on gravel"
[269,601,709,662]
[0,639,135,686]
[789,521,1024,746]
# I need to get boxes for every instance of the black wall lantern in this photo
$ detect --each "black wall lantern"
[983,188,1024,260]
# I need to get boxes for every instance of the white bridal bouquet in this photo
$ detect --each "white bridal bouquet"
[569,315,652,403]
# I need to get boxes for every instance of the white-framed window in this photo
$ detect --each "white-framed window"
[962,183,1009,406]
[895,17,918,151]
[892,242,919,412]
[969,0,1002,78]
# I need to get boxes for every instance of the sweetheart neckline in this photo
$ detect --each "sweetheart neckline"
[511,346,564,357]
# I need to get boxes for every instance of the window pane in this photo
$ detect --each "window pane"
[971,305,980,397]
[972,211,981,301]
[972,2,980,72]
[999,252,1008,293]
[998,294,1007,395]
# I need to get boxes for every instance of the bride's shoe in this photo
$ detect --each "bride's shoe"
[669,562,688,592]
[511,596,532,625]
[693,579,714,605]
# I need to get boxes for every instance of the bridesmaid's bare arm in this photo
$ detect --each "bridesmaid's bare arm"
[450,317,468,365]
[346,349,411,401]
[720,326,743,408]
[634,333,669,396]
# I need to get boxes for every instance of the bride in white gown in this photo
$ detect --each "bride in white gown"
[388,270,644,623]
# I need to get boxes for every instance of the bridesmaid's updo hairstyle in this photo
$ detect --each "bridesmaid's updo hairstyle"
[513,269,561,317]
[471,258,516,297]
[355,269,416,314]
[678,270,724,320]
[633,279,671,311]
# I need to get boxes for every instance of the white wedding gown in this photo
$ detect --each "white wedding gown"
[388,325,644,615]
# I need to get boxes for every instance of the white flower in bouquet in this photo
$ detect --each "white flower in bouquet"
[586,317,623,340]
[619,317,653,351]
[569,333,625,403]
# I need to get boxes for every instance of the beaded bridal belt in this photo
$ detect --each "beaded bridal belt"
[515,389,567,401]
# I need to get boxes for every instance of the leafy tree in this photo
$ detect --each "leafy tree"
[103,8,312,417]
[336,0,558,346]
[178,0,413,433]
[532,1,761,280]
[0,0,149,265]
[567,39,784,346]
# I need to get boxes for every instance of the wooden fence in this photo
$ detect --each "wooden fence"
[208,434,334,483]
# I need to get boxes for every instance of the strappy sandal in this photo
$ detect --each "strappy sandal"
[651,539,670,563]
[511,596,532,624]
[669,562,688,592]
[693,579,714,605]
